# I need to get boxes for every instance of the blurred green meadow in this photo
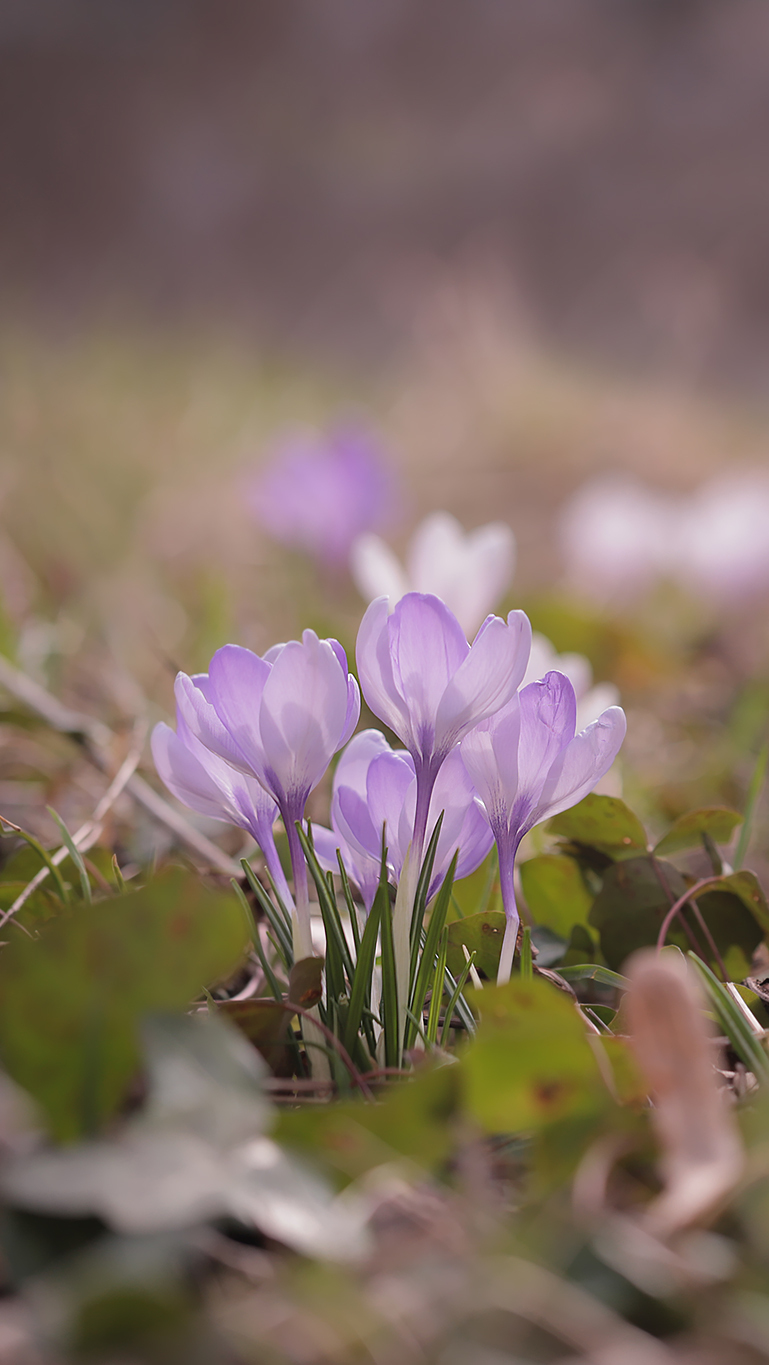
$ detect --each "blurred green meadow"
[3,321,769,1363]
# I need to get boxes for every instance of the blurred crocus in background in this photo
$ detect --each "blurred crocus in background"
[246,422,401,567]
[559,475,677,604]
[351,511,515,637]
[461,671,626,984]
[313,729,493,912]
[674,470,769,602]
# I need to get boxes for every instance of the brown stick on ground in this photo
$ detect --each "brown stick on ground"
[0,653,243,881]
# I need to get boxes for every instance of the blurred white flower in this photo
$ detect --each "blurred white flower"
[523,632,620,732]
[559,475,677,603]
[674,470,769,602]
[350,511,515,638]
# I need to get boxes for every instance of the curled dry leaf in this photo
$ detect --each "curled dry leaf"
[625,949,744,1238]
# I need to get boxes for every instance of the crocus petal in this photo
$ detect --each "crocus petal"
[516,673,577,797]
[151,723,243,828]
[356,596,411,738]
[259,631,351,801]
[388,594,469,751]
[576,682,620,731]
[447,523,516,638]
[531,706,627,828]
[366,750,415,872]
[427,748,494,889]
[350,532,410,605]
[335,784,381,863]
[312,825,382,912]
[434,609,531,754]
[460,700,522,833]
[174,672,254,776]
[202,644,273,785]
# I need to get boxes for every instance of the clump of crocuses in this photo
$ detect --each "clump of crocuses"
[153,590,625,1025]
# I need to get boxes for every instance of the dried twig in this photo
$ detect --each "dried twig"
[0,653,242,880]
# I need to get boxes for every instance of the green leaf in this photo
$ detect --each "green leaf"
[716,870,769,936]
[216,998,293,1075]
[687,955,769,1081]
[404,857,458,1053]
[276,1064,460,1183]
[343,895,381,1062]
[0,869,248,1142]
[519,854,594,937]
[446,910,506,982]
[461,977,608,1134]
[654,807,743,857]
[548,794,648,859]
[589,855,764,979]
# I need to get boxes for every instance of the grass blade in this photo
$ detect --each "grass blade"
[47,807,91,903]
[519,926,533,981]
[336,850,361,955]
[241,858,293,968]
[378,876,400,1068]
[1,817,70,905]
[440,951,476,1048]
[687,952,769,1081]
[404,851,458,1052]
[343,892,381,1060]
[557,964,629,990]
[231,878,284,1003]
[296,823,355,987]
[735,742,768,870]
[409,812,444,970]
[426,925,449,1045]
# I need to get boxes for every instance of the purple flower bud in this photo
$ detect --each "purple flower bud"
[356,592,531,860]
[460,670,626,982]
[166,630,360,959]
[151,690,292,907]
[312,729,493,911]
[246,423,401,566]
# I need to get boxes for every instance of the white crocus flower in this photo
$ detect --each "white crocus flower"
[559,475,677,604]
[523,632,620,733]
[350,511,515,638]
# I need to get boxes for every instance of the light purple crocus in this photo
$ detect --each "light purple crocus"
[170,631,360,959]
[460,671,626,984]
[246,423,400,567]
[356,593,531,865]
[312,729,493,910]
[151,689,293,908]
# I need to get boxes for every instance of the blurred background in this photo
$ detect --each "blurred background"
[2,0,769,840]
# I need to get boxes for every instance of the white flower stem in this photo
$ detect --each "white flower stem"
[285,817,330,1083]
[496,845,520,986]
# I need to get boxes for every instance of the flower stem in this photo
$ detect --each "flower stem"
[285,817,313,961]
[497,844,520,985]
[411,758,439,868]
[284,814,330,1082]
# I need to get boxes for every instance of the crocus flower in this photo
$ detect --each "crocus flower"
[246,423,400,567]
[523,632,620,730]
[559,476,677,604]
[674,470,769,602]
[356,592,531,863]
[460,671,626,983]
[171,631,360,959]
[312,729,493,910]
[151,689,292,908]
[351,511,515,637]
